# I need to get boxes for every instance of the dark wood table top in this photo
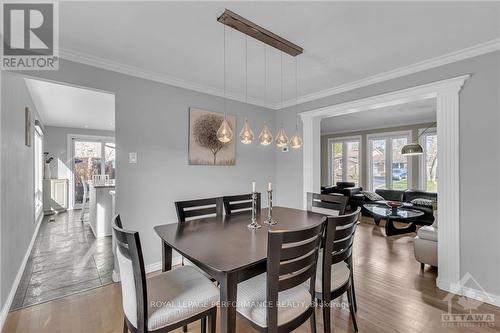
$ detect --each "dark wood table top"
[154,206,326,273]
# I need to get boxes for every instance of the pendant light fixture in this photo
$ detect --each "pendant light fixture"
[290,57,302,149]
[275,52,289,148]
[217,25,234,143]
[259,45,273,145]
[239,36,254,144]
[240,118,254,144]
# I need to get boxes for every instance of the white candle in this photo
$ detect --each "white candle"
[268,182,272,191]
[252,181,256,193]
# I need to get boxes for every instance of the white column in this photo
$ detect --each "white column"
[436,87,462,291]
[301,115,321,209]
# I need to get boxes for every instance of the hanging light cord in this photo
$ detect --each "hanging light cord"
[245,36,248,104]
[295,56,298,130]
[418,122,437,139]
[223,25,226,117]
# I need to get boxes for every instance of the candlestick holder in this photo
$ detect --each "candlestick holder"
[247,192,261,230]
[264,190,277,225]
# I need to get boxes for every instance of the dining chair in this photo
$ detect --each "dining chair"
[113,215,219,333]
[236,221,325,333]
[92,174,109,185]
[222,193,261,215]
[80,176,90,222]
[314,207,361,333]
[307,192,348,216]
[175,197,223,223]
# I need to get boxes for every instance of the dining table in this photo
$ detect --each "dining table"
[153,206,327,333]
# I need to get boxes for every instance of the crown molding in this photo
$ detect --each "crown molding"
[277,38,500,109]
[59,38,499,111]
[58,48,275,110]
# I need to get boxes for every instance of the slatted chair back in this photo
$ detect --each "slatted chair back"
[222,193,261,215]
[112,215,148,333]
[175,197,223,222]
[307,192,348,216]
[92,174,109,185]
[320,208,361,296]
[266,221,325,331]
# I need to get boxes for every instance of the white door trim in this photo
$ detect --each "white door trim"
[299,74,469,293]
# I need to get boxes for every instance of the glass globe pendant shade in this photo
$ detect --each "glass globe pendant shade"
[259,123,273,146]
[275,127,289,148]
[217,116,233,143]
[290,131,302,149]
[239,118,254,144]
[401,142,424,156]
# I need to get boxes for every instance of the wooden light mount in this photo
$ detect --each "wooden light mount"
[217,9,303,57]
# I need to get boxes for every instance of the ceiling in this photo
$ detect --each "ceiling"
[321,98,436,134]
[25,79,115,131]
[58,2,500,108]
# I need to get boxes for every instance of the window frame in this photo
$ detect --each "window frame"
[418,127,437,192]
[34,125,44,221]
[327,135,362,186]
[367,130,413,191]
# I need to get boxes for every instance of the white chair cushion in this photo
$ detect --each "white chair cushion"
[315,250,351,293]
[417,225,437,242]
[184,258,215,280]
[236,273,312,328]
[147,266,219,330]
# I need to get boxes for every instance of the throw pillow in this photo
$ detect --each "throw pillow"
[411,198,433,207]
[361,191,384,201]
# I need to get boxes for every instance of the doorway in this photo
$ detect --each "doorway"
[300,75,469,294]
[70,136,115,209]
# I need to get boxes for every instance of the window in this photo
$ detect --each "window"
[328,137,361,186]
[420,128,437,192]
[71,136,115,207]
[34,125,43,218]
[368,132,411,190]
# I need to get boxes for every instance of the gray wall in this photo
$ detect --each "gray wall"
[44,126,115,180]
[275,51,500,297]
[21,59,276,269]
[320,122,435,189]
[0,73,42,306]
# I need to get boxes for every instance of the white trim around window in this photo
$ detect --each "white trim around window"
[327,135,362,187]
[367,130,413,191]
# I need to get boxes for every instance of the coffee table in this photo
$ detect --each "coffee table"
[363,203,424,236]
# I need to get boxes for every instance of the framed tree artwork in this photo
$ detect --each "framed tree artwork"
[188,107,236,165]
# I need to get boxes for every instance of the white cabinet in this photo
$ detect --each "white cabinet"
[43,179,68,215]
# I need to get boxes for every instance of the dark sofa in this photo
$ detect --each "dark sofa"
[321,182,362,210]
[351,189,437,225]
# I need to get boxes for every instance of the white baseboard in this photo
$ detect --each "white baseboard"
[145,256,182,274]
[0,213,43,330]
[112,256,182,282]
[438,279,500,308]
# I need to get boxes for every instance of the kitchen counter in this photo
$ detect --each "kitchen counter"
[88,182,115,237]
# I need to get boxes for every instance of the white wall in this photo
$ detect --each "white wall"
[275,51,500,298]
[21,59,276,269]
[44,126,115,180]
[0,73,42,308]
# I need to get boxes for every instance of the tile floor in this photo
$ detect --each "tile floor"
[10,210,114,310]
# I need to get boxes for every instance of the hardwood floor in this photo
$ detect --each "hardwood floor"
[3,217,500,333]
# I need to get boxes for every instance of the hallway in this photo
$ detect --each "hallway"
[10,211,113,310]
